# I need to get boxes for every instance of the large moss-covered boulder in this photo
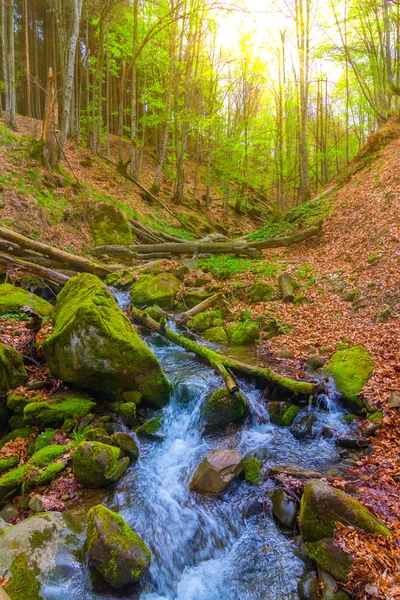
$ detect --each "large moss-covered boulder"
[326,345,374,411]
[23,391,96,428]
[72,441,129,488]
[0,512,71,600]
[299,481,390,543]
[41,274,170,405]
[190,450,243,495]
[87,505,151,587]
[187,310,223,332]
[203,388,247,432]
[0,344,28,397]
[0,283,53,317]
[130,273,181,309]
[269,401,300,427]
[226,321,259,345]
[90,202,133,246]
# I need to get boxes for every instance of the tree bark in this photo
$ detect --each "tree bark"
[94,242,261,259]
[0,253,70,286]
[130,306,315,397]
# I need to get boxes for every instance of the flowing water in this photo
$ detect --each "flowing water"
[40,310,355,600]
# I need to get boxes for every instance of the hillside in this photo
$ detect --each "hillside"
[0,114,399,599]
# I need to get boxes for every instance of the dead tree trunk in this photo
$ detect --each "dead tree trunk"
[278,272,297,303]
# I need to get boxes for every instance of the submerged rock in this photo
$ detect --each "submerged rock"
[203,388,247,432]
[86,505,151,588]
[291,412,317,439]
[0,283,53,317]
[72,441,129,488]
[90,202,133,246]
[326,345,374,411]
[41,273,170,406]
[130,272,181,308]
[0,344,28,397]
[299,480,390,543]
[190,450,243,494]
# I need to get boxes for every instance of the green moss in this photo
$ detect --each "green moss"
[203,327,228,343]
[304,538,353,583]
[34,429,56,452]
[294,294,307,306]
[0,283,53,317]
[0,464,30,501]
[86,504,151,586]
[368,251,383,264]
[0,343,28,396]
[7,392,41,413]
[366,411,383,422]
[0,455,19,474]
[5,552,41,600]
[144,305,165,323]
[30,528,53,549]
[269,401,300,426]
[35,461,66,486]
[203,388,247,431]
[28,444,67,468]
[0,428,34,449]
[196,255,277,280]
[90,202,133,246]
[226,321,259,345]
[187,310,223,332]
[72,441,128,488]
[114,402,136,426]
[326,345,374,410]
[299,480,391,543]
[24,392,96,428]
[243,457,261,486]
[41,274,170,405]
[183,289,212,308]
[135,413,162,436]
[282,404,301,426]
[130,273,181,308]
[122,390,142,405]
[251,282,275,303]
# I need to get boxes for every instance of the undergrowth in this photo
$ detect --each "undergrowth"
[196,255,278,280]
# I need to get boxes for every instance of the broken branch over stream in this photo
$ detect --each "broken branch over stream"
[130,306,315,398]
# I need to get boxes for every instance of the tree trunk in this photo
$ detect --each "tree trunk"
[278,272,296,303]
[23,0,31,117]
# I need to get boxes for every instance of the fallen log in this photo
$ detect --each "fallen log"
[94,242,261,259]
[0,226,112,277]
[129,218,186,244]
[249,220,323,250]
[0,253,70,286]
[278,272,297,303]
[179,292,223,322]
[131,306,315,397]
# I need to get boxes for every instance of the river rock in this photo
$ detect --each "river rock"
[326,345,374,412]
[307,354,325,370]
[0,283,53,317]
[0,504,18,523]
[203,388,247,432]
[0,344,28,397]
[190,450,243,495]
[298,570,320,600]
[72,441,129,488]
[299,480,390,543]
[86,505,151,587]
[271,488,297,528]
[112,432,139,460]
[41,273,171,406]
[318,568,350,600]
[269,401,300,427]
[304,538,352,583]
[130,272,181,308]
[90,202,133,246]
[291,412,317,439]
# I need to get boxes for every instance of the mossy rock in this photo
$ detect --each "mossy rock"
[0,343,28,397]
[104,269,136,289]
[0,428,34,450]
[72,441,129,488]
[183,288,212,308]
[299,480,391,543]
[112,432,139,461]
[0,464,30,501]
[34,429,56,452]
[90,202,133,246]
[294,294,307,306]
[86,505,151,587]
[135,413,162,438]
[203,388,247,432]
[122,390,142,405]
[226,321,259,346]
[130,273,181,309]
[264,318,292,340]
[0,456,19,475]
[113,402,136,427]
[35,461,66,486]
[304,538,353,583]
[23,391,96,428]
[269,401,300,427]
[243,457,261,486]
[0,283,53,317]
[251,281,275,303]
[41,273,171,406]
[7,392,41,414]
[326,345,374,411]
[187,310,223,332]
[8,414,26,430]
[271,488,297,528]
[27,444,67,468]
[203,327,228,344]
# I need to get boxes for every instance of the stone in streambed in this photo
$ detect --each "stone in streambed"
[112,432,139,461]
[130,272,181,309]
[72,441,129,488]
[41,273,170,406]
[86,505,151,587]
[304,538,352,583]
[271,488,297,528]
[299,480,391,543]
[291,412,317,439]
[203,388,247,432]
[298,570,320,600]
[23,390,96,428]
[325,345,373,412]
[190,450,243,495]
[268,401,300,427]
[203,327,228,343]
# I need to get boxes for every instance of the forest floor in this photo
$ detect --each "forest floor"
[0,114,400,598]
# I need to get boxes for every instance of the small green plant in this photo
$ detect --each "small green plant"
[196,255,277,280]
[72,425,91,443]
